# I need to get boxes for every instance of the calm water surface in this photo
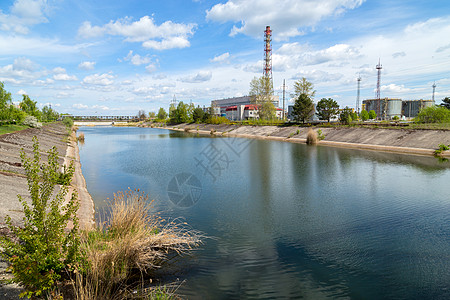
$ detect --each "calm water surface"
[78,126,450,299]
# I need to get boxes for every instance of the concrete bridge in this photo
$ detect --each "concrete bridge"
[68,115,137,121]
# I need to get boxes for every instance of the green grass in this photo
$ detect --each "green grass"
[0,124,28,135]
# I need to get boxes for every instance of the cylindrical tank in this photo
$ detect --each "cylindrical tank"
[386,99,402,119]
[402,100,435,118]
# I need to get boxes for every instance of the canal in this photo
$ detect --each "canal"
[78,126,450,299]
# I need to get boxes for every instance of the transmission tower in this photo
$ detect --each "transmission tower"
[432,82,436,102]
[264,26,273,87]
[356,75,361,114]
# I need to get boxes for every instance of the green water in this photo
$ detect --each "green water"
[78,126,450,299]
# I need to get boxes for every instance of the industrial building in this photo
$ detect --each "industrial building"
[362,98,434,120]
[211,95,280,120]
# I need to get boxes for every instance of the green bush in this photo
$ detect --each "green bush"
[62,117,74,128]
[0,137,82,298]
[415,106,450,123]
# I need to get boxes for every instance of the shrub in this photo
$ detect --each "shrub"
[63,117,74,128]
[306,128,318,145]
[207,116,230,124]
[317,129,325,140]
[22,115,42,128]
[434,143,450,155]
[368,110,377,120]
[415,106,450,123]
[360,109,369,121]
[77,132,85,142]
[75,189,202,299]
[0,137,81,298]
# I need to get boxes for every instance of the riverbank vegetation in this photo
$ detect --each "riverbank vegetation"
[0,82,60,135]
[0,138,202,299]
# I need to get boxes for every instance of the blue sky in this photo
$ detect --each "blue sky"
[1,0,450,116]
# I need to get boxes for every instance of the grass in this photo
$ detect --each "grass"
[77,132,85,142]
[0,124,28,135]
[74,189,202,299]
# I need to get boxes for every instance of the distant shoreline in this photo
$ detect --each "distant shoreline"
[160,123,450,157]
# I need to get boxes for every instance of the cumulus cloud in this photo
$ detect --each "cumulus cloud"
[78,61,96,70]
[178,71,212,83]
[0,57,43,82]
[56,92,72,99]
[380,84,411,93]
[53,73,77,81]
[17,89,27,95]
[392,52,406,58]
[210,52,230,63]
[82,73,115,86]
[78,16,195,50]
[72,103,88,109]
[206,0,364,40]
[0,0,49,34]
[122,50,151,65]
[292,70,344,83]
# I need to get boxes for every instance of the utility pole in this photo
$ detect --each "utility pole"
[356,75,361,115]
[376,59,382,119]
[432,82,436,102]
[282,79,286,120]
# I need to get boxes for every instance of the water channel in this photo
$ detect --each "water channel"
[78,126,450,299]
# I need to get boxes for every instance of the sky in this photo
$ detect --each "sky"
[1,0,450,116]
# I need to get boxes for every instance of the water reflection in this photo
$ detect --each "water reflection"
[78,127,450,299]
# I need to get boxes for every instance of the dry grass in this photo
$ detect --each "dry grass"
[74,189,202,299]
[77,132,85,142]
[306,128,318,145]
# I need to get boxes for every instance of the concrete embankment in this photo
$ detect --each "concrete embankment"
[0,123,95,229]
[0,123,95,298]
[164,123,450,157]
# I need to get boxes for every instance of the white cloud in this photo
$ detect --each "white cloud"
[78,16,195,50]
[145,64,157,73]
[179,71,212,83]
[123,50,151,65]
[72,103,89,109]
[53,73,78,81]
[381,84,411,94]
[82,73,115,86]
[78,61,96,70]
[0,0,49,34]
[17,89,27,95]
[133,86,154,95]
[206,0,364,40]
[210,52,230,63]
[92,104,110,110]
[292,70,344,83]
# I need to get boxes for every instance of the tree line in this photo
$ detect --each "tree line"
[0,82,59,127]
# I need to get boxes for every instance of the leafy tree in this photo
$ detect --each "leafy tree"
[316,98,339,122]
[249,76,276,120]
[0,81,12,110]
[20,95,41,120]
[440,97,450,109]
[0,82,26,124]
[170,101,190,123]
[137,110,146,121]
[293,77,316,99]
[360,109,369,121]
[340,107,354,124]
[0,137,81,298]
[187,102,195,121]
[157,107,167,120]
[292,93,314,123]
[368,110,377,120]
[148,111,156,119]
[168,102,176,120]
[41,105,59,122]
[192,107,205,123]
[415,106,450,123]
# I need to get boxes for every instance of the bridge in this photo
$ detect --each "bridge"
[66,115,138,121]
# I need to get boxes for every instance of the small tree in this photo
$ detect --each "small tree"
[148,111,156,119]
[20,95,41,121]
[293,77,316,99]
[415,106,450,123]
[340,107,354,125]
[249,76,276,120]
[440,97,450,110]
[192,107,205,123]
[157,107,167,120]
[316,98,339,122]
[0,137,81,298]
[137,110,146,121]
[41,105,59,122]
[360,109,369,121]
[292,93,314,123]
[368,110,377,120]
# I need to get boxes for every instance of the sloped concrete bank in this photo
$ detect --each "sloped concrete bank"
[0,123,95,298]
[164,123,450,157]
